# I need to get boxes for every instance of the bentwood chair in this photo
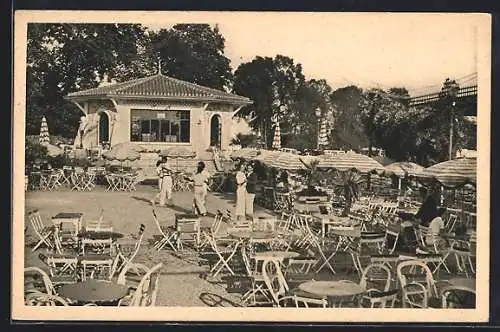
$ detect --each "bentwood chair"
[24,266,56,296]
[118,263,163,307]
[396,260,442,308]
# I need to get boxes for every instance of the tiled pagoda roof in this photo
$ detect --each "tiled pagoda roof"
[65,73,252,105]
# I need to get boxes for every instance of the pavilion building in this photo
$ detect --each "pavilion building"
[64,72,252,175]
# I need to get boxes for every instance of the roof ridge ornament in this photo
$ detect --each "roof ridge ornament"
[157,59,162,75]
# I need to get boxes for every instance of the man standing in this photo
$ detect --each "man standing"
[245,164,257,220]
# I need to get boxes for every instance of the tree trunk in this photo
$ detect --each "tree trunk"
[342,195,352,217]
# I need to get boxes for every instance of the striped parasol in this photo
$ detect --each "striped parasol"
[318,118,329,147]
[317,150,385,173]
[102,142,143,162]
[385,161,424,178]
[270,152,318,171]
[420,157,476,188]
[271,121,281,150]
[230,148,260,160]
[253,149,281,164]
[39,116,50,146]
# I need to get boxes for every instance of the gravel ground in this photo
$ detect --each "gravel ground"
[23,186,274,307]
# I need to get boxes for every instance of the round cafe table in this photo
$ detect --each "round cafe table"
[58,279,129,305]
[253,251,300,260]
[298,280,364,307]
[227,229,276,249]
[442,277,476,293]
[440,278,476,308]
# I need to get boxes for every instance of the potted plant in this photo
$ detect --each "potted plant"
[295,159,329,202]
[331,169,365,216]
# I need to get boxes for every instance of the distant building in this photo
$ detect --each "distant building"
[456,149,477,159]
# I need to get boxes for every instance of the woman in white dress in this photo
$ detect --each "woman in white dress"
[235,163,247,221]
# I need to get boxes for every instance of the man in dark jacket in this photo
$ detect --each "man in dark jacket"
[245,164,258,219]
[415,187,439,227]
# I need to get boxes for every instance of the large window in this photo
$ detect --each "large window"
[130,110,190,143]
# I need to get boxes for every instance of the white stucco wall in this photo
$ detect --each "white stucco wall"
[78,99,239,156]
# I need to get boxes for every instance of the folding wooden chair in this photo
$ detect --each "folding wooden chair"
[199,210,224,250]
[111,224,146,278]
[46,253,78,285]
[80,237,114,256]
[382,223,400,254]
[175,214,201,251]
[414,225,451,275]
[79,254,114,281]
[306,226,337,275]
[70,172,84,191]
[152,204,177,252]
[60,166,73,187]
[241,246,272,306]
[283,257,318,288]
[47,171,63,191]
[105,173,121,191]
[28,210,55,252]
[444,213,458,232]
[82,170,96,191]
[205,232,242,278]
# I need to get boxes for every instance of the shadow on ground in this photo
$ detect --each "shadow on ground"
[199,292,243,307]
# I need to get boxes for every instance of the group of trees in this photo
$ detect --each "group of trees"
[26,23,476,167]
[26,23,232,138]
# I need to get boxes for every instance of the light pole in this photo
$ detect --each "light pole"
[315,107,321,151]
[445,80,460,160]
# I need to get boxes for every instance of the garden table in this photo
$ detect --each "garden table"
[78,231,124,240]
[298,280,364,307]
[253,250,300,261]
[52,212,83,240]
[329,227,362,252]
[228,229,275,243]
[59,279,129,305]
[293,202,323,213]
[312,213,354,237]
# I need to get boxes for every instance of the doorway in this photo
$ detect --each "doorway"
[210,114,221,148]
[98,112,110,145]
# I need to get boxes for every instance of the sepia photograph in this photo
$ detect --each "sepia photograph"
[12,10,491,322]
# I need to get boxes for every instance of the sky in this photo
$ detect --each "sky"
[146,12,483,96]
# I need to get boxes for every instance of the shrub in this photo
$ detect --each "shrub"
[48,154,68,169]
[25,140,48,173]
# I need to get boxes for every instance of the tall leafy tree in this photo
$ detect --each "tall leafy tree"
[358,80,475,166]
[26,23,148,137]
[149,24,233,90]
[233,55,306,148]
[330,85,369,150]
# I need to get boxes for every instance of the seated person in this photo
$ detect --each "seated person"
[415,189,439,227]
[425,207,448,251]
